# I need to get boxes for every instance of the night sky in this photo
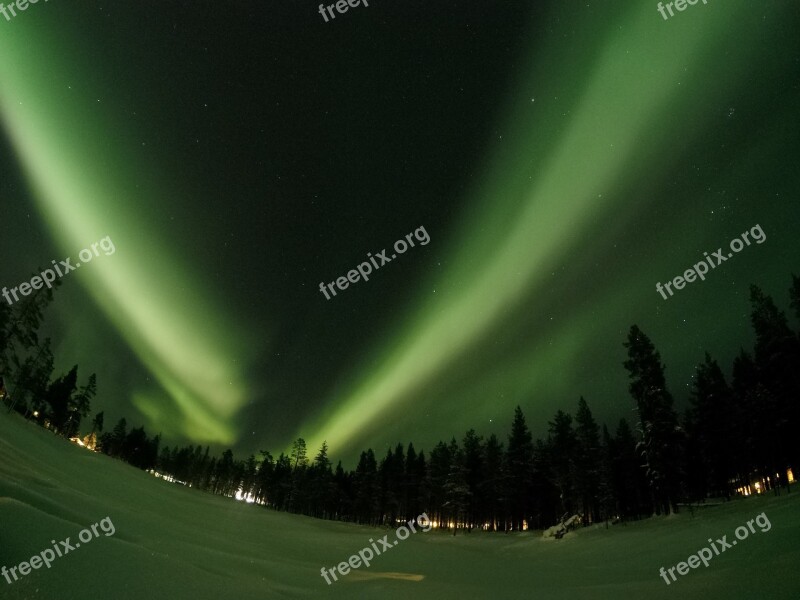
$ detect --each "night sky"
[1,0,798,465]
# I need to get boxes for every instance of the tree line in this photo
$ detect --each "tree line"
[1,277,97,438]
[3,270,799,532]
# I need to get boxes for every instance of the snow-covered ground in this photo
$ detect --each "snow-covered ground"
[1,409,798,599]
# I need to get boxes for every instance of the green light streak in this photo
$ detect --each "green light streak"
[300,2,754,454]
[0,20,253,443]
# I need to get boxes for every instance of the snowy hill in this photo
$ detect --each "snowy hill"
[1,409,798,599]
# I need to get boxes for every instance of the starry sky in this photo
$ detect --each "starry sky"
[0,0,798,465]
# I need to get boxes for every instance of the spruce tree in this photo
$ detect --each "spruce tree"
[2,273,59,414]
[506,406,534,530]
[749,285,800,476]
[688,353,735,498]
[623,326,681,515]
[547,409,577,518]
[353,449,379,524]
[574,397,601,522]
[427,441,452,528]
[92,411,105,435]
[255,450,275,505]
[597,425,617,524]
[44,366,78,434]
[462,429,484,530]
[481,434,505,530]
[443,439,470,534]
[612,418,646,518]
[404,443,421,519]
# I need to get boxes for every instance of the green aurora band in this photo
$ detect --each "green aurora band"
[0,17,254,444]
[296,1,777,455]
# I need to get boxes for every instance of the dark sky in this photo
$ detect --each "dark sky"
[1,0,798,466]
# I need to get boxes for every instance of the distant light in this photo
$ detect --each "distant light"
[234,489,256,503]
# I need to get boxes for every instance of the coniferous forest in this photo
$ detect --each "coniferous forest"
[3,275,799,533]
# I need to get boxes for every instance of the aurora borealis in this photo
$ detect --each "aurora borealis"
[1,1,798,463]
[0,10,256,444]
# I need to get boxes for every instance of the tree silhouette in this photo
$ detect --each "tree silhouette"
[624,325,682,515]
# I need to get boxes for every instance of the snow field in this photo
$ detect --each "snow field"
[1,409,798,599]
